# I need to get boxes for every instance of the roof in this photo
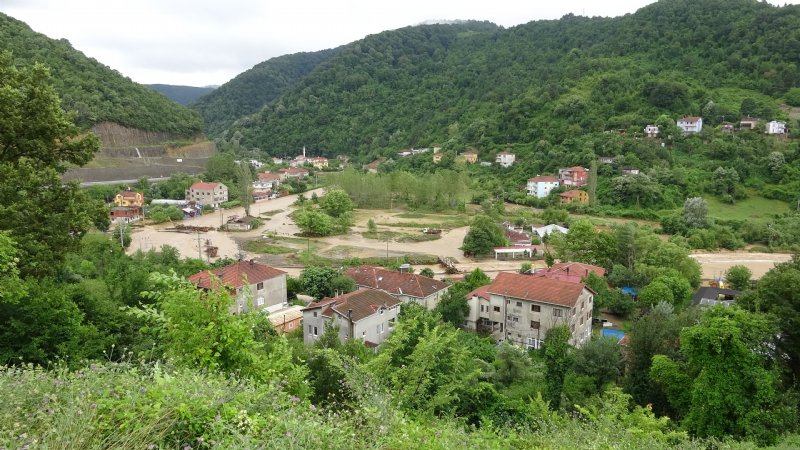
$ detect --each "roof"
[549,262,606,277]
[497,151,514,155]
[189,182,223,191]
[118,190,141,198]
[467,285,491,301]
[257,172,281,181]
[266,305,304,326]
[280,167,309,174]
[504,227,531,243]
[691,287,742,307]
[562,166,588,172]
[188,260,286,290]
[528,175,558,182]
[679,116,702,122]
[559,190,585,198]
[344,266,449,299]
[366,159,382,169]
[304,289,401,322]
[533,224,568,236]
[486,272,587,308]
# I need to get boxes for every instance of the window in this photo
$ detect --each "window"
[531,321,540,329]
[526,337,543,350]
[493,306,501,312]
[256,282,264,290]
[380,308,384,315]
[512,316,519,323]
[531,304,541,313]
[313,326,318,336]
[553,309,563,317]
[288,322,293,330]
[480,305,485,312]
[256,297,264,306]
[362,331,366,338]
[313,311,318,318]
[516,301,522,307]
[377,323,384,334]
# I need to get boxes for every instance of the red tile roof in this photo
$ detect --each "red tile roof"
[680,116,702,122]
[563,166,588,173]
[528,175,558,182]
[344,266,449,299]
[549,262,606,277]
[188,260,286,290]
[303,289,401,322]
[486,272,586,308]
[189,182,223,191]
[280,167,309,174]
[118,190,142,198]
[467,285,491,301]
[504,227,531,244]
[559,190,584,198]
[257,172,281,181]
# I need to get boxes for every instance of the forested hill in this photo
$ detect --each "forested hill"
[218,0,800,156]
[192,48,342,136]
[146,84,216,106]
[0,13,203,136]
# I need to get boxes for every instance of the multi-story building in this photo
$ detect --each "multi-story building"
[677,116,703,134]
[465,272,593,349]
[559,189,589,205]
[644,124,659,138]
[279,167,309,180]
[495,151,516,168]
[558,166,589,187]
[111,190,144,223]
[188,260,287,314]
[302,289,401,347]
[527,175,560,198]
[185,182,228,208]
[253,172,282,191]
[344,265,449,310]
[766,120,787,135]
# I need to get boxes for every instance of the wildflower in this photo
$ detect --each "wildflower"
[310,404,317,412]
[289,396,300,402]
[285,431,293,438]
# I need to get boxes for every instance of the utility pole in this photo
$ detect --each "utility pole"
[196,230,202,260]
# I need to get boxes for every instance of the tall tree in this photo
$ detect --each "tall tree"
[236,162,254,217]
[461,215,507,257]
[0,53,106,276]
[542,325,574,409]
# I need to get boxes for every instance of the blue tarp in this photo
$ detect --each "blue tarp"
[602,329,625,342]
[621,287,637,297]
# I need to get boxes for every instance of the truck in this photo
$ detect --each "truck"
[422,228,442,235]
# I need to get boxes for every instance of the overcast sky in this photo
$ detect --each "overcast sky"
[3,0,798,87]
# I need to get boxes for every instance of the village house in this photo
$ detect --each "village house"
[253,172,282,191]
[739,117,759,130]
[302,289,401,347]
[279,167,309,180]
[465,272,593,348]
[344,265,449,310]
[185,182,228,208]
[365,159,382,173]
[644,124,659,138]
[503,224,532,246]
[677,116,703,134]
[691,286,742,308]
[559,189,589,205]
[766,120,787,135]
[621,166,640,176]
[721,123,735,134]
[111,190,144,223]
[527,175,560,198]
[271,157,284,165]
[249,159,264,168]
[432,152,444,163]
[265,303,304,335]
[460,149,479,164]
[187,260,288,314]
[308,156,329,169]
[495,151,516,168]
[598,156,616,165]
[558,166,589,187]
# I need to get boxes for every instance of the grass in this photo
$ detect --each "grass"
[705,195,790,223]
[361,230,442,243]
[242,239,294,255]
[260,209,285,217]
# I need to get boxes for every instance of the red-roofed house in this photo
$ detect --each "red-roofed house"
[253,172,282,191]
[187,260,287,314]
[279,167,309,180]
[111,190,144,223]
[344,266,449,310]
[302,289,401,346]
[559,189,589,205]
[185,182,228,208]
[470,272,594,348]
[527,175,560,198]
[677,116,703,134]
[558,166,589,187]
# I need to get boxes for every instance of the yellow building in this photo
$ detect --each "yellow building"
[114,191,144,207]
[559,190,589,205]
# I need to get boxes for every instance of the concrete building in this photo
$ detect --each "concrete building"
[495,151,516,168]
[465,273,593,349]
[677,116,703,134]
[766,120,787,135]
[558,166,589,187]
[265,303,304,335]
[302,289,401,347]
[559,190,589,205]
[185,182,228,208]
[344,266,449,310]
[188,260,287,314]
[644,124,659,138]
[527,175,560,198]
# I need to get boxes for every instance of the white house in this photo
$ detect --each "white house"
[495,151,516,168]
[302,289,401,347]
[527,175,560,198]
[253,172,281,191]
[677,116,703,134]
[465,273,593,348]
[766,121,787,135]
[644,125,659,138]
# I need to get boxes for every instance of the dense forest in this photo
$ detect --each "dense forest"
[0,13,202,136]
[192,48,341,136]
[205,0,799,155]
[146,84,217,106]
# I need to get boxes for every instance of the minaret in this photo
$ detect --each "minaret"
[303,146,306,158]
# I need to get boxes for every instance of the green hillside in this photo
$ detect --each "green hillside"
[218,0,799,154]
[146,83,216,105]
[0,13,202,136]
[192,48,341,136]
